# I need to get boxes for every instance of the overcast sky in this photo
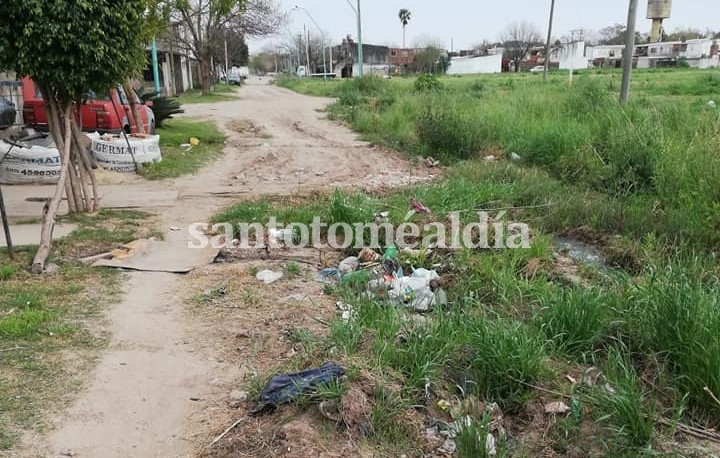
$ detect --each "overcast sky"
[249,0,719,52]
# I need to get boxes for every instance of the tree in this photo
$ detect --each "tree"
[214,29,249,69]
[500,21,542,72]
[599,23,627,45]
[168,0,283,96]
[398,9,412,49]
[663,27,705,42]
[412,46,449,74]
[0,0,156,273]
[598,23,646,45]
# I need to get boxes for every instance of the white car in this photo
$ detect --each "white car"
[529,65,545,73]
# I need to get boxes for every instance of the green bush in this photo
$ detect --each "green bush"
[416,97,483,160]
[138,88,184,128]
[413,73,443,93]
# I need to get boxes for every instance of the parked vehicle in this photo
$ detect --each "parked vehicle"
[0,97,16,129]
[296,66,336,79]
[21,77,155,134]
[529,65,546,73]
[227,66,249,85]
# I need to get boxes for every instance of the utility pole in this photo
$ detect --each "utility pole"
[357,0,363,77]
[297,34,302,73]
[620,0,639,105]
[305,25,311,69]
[224,32,229,85]
[344,0,363,77]
[543,0,556,82]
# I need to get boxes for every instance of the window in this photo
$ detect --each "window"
[390,50,397,56]
[401,50,408,57]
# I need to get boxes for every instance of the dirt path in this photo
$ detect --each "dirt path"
[14,78,424,458]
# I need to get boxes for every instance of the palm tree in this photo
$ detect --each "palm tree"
[398,9,411,48]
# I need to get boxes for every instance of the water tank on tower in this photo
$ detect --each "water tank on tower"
[647,0,672,42]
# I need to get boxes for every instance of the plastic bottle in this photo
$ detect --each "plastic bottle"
[382,243,398,260]
[341,269,371,286]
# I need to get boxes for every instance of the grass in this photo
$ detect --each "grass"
[208,69,720,456]
[139,118,226,180]
[176,83,240,104]
[0,209,156,450]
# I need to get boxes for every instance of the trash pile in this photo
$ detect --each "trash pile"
[316,242,447,313]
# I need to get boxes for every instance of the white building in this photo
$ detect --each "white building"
[447,54,502,75]
[550,41,590,70]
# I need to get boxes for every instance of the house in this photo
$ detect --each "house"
[585,44,626,68]
[586,38,719,69]
[142,22,198,96]
[331,36,389,77]
[388,48,414,70]
[636,38,720,68]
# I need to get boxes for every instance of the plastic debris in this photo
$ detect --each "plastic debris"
[249,361,345,415]
[387,268,444,312]
[383,243,398,260]
[510,152,522,161]
[410,198,431,214]
[358,247,381,263]
[424,156,440,167]
[336,301,354,322]
[338,256,360,274]
[315,267,341,284]
[544,401,570,414]
[256,269,283,284]
[341,269,371,286]
[189,137,200,146]
[373,211,389,223]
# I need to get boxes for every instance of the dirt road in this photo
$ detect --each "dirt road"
[12,78,423,457]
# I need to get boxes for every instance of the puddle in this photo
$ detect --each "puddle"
[554,237,606,267]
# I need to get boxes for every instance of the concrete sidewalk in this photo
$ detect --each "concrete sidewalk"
[0,183,179,219]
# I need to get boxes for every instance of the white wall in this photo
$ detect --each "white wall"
[447,54,502,75]
[586,45,624,60]
[553,41,589,70]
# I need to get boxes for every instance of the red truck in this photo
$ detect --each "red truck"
[21,77,155,134]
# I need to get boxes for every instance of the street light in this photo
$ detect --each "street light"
[343,0,363,77]
[293,6,327,82]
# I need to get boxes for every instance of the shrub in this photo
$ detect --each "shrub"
[138,88,185,128]
[415,97,482,160]
[414,73,443,93]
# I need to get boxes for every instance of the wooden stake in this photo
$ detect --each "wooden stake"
[704,386,720,409]
[0,185,14,260]
[209,416,248,447]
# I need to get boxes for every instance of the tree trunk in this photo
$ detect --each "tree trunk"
[71,124,99,212]
[123,80,145,135]
[200,58,211,96]
[31,89,99,273]
[31,102,73,274]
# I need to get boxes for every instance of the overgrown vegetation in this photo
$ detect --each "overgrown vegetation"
[237,69,720,456]
[0,210,156,449]
[139,118,226,179]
